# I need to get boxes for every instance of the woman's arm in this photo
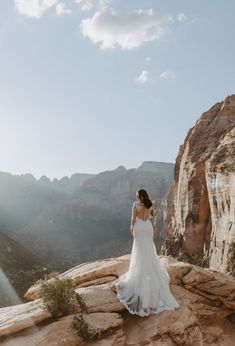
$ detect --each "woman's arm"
[130,201,137,233]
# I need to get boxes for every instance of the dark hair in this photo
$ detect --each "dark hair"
[137,189,153,209]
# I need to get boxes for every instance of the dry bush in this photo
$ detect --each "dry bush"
[72,313,102,341]
[37,272,101,341]
[37,272,75,318]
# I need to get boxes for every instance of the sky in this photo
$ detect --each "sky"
[0,0,234,180]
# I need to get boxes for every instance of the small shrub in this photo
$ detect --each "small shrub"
[37,272,100,342]
[37,272,75,319]
[72,313,102,341]
[38,271,60,281]
[74,292,88,313]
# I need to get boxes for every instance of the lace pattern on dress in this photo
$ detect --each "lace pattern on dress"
[115,277,179,317]
[115,270,179,317]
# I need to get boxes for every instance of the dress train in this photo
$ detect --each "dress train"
[114,217,180,317]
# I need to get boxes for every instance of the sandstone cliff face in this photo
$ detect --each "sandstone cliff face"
[0,254,235,345]
[161,95,235,275]
[153,182,174,252]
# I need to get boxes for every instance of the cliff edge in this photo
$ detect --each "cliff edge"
[0,254,235,345]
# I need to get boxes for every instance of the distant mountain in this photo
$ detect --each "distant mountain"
[38,172,95,194]
[137,161,174,178]
[13,161,174,269]
[0,171,94,234]
[0,231,51,308]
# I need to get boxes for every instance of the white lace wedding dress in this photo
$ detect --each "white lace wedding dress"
[115,203,180,317]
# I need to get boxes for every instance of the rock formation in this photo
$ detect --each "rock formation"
[160,94,235,276]
[0,254,235,345]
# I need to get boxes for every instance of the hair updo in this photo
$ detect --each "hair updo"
[137,189,153,209]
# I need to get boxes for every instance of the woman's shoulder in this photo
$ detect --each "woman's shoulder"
[133,201,143,208]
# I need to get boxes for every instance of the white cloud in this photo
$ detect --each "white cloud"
[56,2,71,15]
[99,0,111,10]
[135,70,149,84]
[145,57,151,61]
[81,1,93,12]
[75,0,93,12]
[80,8,172,50]
[15,0,57,18]
[159,69,176,79]
[177,13,187,22]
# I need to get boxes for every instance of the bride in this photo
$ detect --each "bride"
[113,188,180,317]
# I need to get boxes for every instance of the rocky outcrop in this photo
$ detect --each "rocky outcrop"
[1,254,235,345]
[0,299,50,337]
[161,94,235,275]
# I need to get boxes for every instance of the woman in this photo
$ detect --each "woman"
[113,188,180,317]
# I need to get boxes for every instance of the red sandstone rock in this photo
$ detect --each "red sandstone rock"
[1,254,235,345]
[161,94,235,276]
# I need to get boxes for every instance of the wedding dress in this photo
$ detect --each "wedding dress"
[115,201,180,317]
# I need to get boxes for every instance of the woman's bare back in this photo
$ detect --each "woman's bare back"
[130,201,154,229]
[136,202,153,220]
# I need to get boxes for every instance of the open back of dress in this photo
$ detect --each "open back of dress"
[135,202,152,220]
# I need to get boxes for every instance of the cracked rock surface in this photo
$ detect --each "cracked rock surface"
[0,254,235,345]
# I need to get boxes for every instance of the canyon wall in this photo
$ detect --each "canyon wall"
[161,94,235,275]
